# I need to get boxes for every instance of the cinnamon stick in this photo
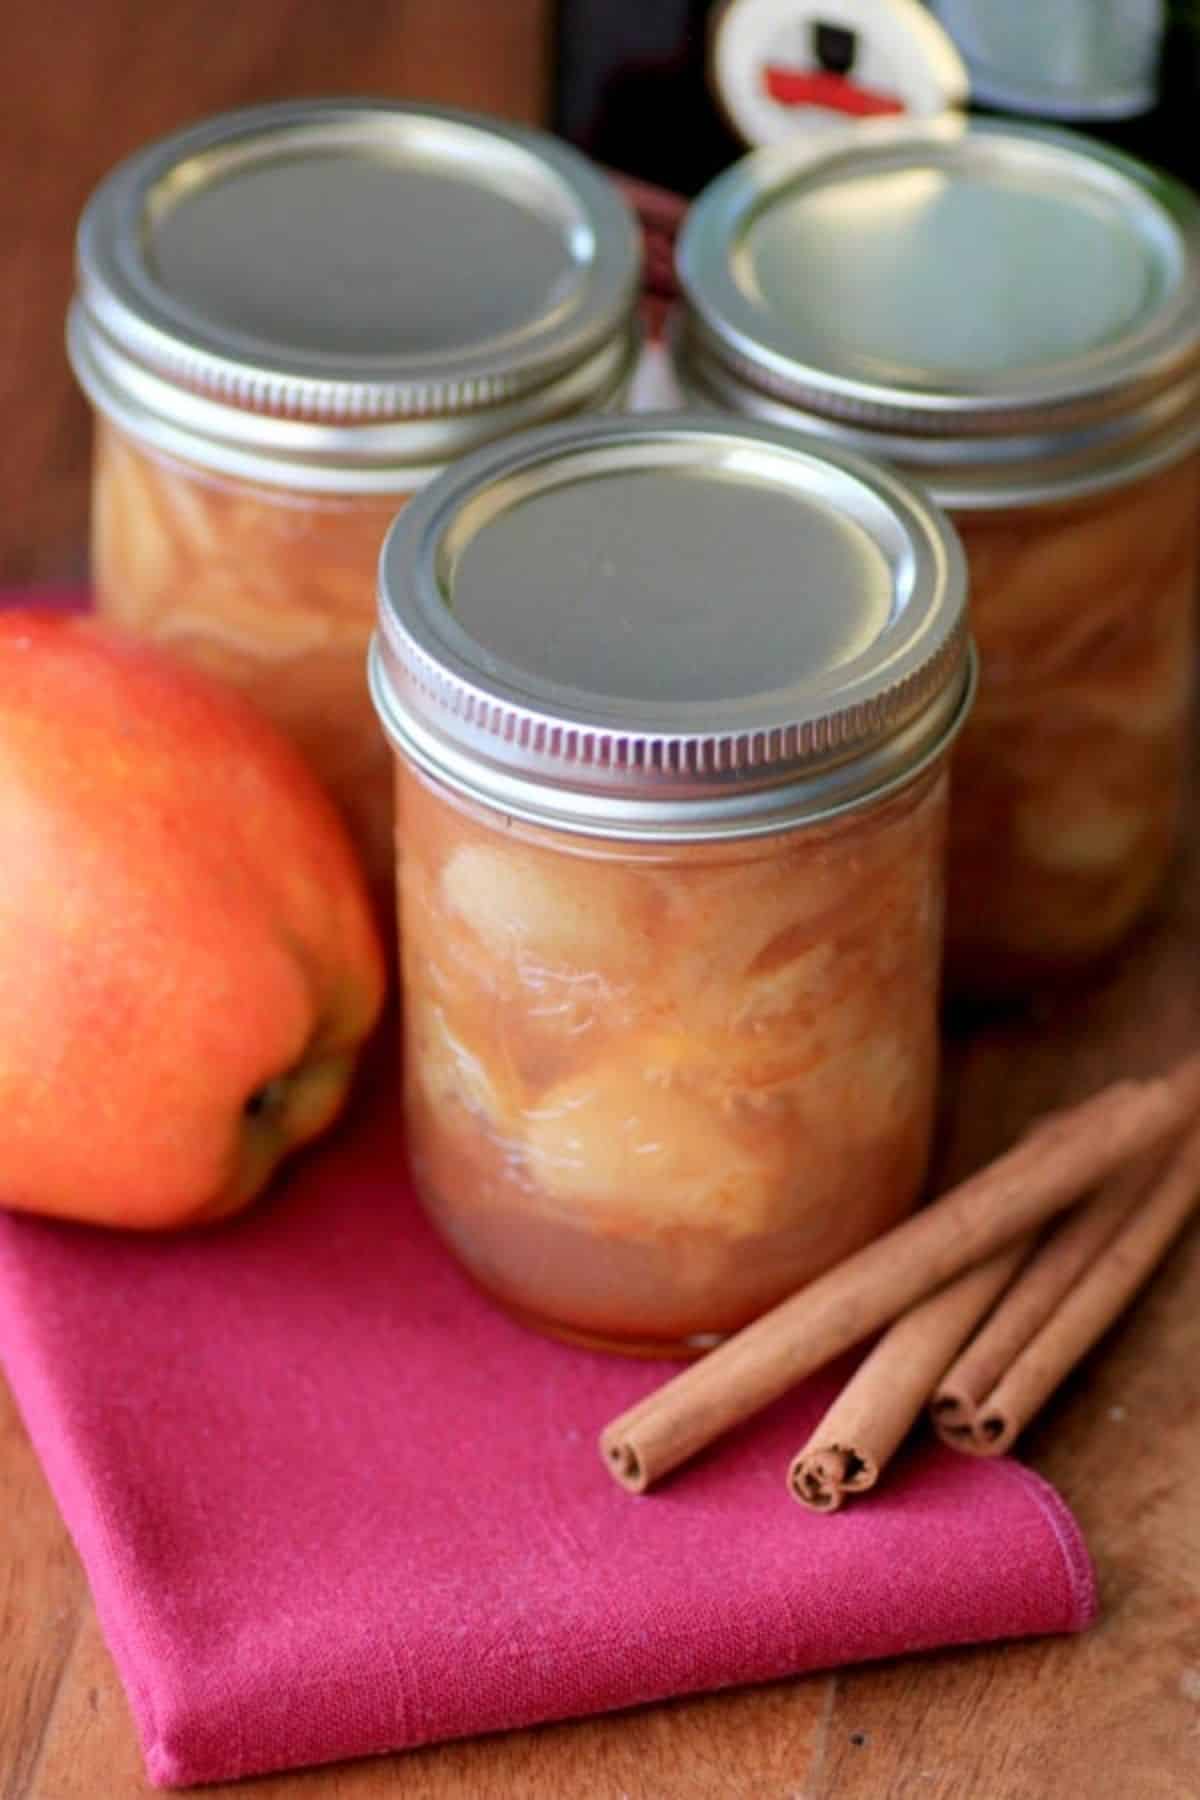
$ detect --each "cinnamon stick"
[931,1114,1200,1457]
[787,1241,1030,1512]
[600,1054,1200,1494]
[930,1151,1158,1450]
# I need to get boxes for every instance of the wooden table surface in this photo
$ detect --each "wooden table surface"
[6,844,1200,1800]
[3,4,1200,1794]
[7,864,1200,1792]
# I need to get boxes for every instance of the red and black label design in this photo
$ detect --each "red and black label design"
[712,0,967,146]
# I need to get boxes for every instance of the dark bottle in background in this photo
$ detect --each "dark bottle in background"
[554,0,1200,193]
[555,0,743,195]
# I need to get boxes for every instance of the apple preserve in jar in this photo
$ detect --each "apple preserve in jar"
[675,119,1200,992]
[68,100,641,891]
[371,414,973,1353]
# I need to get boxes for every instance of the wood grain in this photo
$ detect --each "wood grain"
[0,0,552,589]
[6,844,1200,1798]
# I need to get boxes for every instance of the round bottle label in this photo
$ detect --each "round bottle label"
[711,0,968,147]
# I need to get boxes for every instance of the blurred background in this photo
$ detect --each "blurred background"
[8,0,1198,587]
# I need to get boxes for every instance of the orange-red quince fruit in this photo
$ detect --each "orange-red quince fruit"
[0,609,387,1229]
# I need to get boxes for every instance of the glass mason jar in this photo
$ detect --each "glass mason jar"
[674,118,1200,993]
[371,413,973,1353]
[68,100,641,895]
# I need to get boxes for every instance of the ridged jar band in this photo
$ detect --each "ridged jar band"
[369,634,976,840]
[372,412,974,838]
[69,302,640,494]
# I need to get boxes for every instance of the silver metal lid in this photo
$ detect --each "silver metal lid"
[371,413,972,840]
[69,99,641,491]
[676,117,1200,507]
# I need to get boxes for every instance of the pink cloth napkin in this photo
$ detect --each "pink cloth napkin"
[0,1072,1094,1790]
[0,591,1095,1787]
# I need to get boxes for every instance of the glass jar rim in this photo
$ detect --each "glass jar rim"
[372,412,975,840]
